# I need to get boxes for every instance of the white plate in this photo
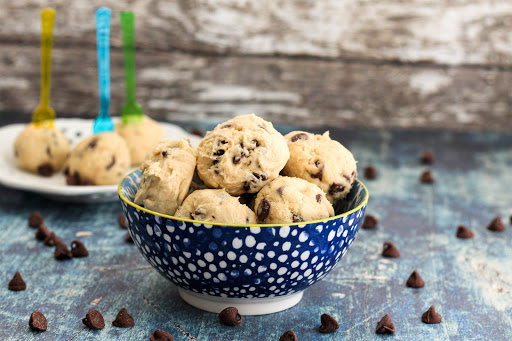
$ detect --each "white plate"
[0,118,202,203]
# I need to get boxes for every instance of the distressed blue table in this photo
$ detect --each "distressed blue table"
[1,124,511,341]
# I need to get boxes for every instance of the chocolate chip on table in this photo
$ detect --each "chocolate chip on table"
[257,199,271,223]
[151,329,174,341]
[54,241,73,260]
[112,308,135,328]
[44,232,61,247]
[406,270,425,288]
[375,314,395,334]
[28,212,43,228]
[420,150,434,164]
[71,240,89,257]
[118,214,127,229]
[364,166,377,180]
[456,225,474,239]
[279,330,298,341]
[8,271,26,291]
[82,309,105,330]
[487,217,505,232]
[219,307,242,326]
[36,224,51,241]
[29,311,47,331]
[382,241,400,258]
[318,313,339,333]
[420,169,435,183]
[37,163,54,177]
[290,133,308,142]
[362,214,378,229]
[422,305,442,324]
[328,183,345,195]
[125,232,134,243]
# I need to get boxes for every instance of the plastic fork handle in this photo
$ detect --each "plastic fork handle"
[121,11,137,106]
[96,7,111,118]
[40,8,55,108]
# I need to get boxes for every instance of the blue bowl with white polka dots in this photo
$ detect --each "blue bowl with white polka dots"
[118,170,368,315]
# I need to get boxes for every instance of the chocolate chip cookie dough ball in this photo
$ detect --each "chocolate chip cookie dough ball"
[13,124,70,176]
[134,138,196,215]
[175,189,257,224]
[115,116,164,166]
[282,131,357,203]
[196,114,290,196]
[254,176,334,224]
[66,132,130,186]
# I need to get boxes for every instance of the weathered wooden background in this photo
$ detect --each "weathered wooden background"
[1,0,512,131]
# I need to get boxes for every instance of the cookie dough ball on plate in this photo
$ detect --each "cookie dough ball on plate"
[66,132,130,186]
[115,116,164,166]
[282,131,357,203]
[13,124,70,176]
[196,114,289,196]
[134,138,196,216]
[175,189,257,224]
[254,176,334,224]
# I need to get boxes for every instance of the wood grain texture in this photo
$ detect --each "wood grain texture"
[0,125,511,340]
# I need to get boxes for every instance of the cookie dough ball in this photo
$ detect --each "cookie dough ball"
[115,116,164,166]
[66,132,130,186]
[13,124,70,176]
[134,138,196,216]
[175,189,257,224]
[282,131,357,203]
[196,114,289,196]
[254,176,334,224]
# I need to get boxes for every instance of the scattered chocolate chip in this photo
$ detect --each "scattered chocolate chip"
[456,225,474,239]
[406,270,425,288]
[125,232,134,243]
[71,240,89,257]
[328,183,345,195]
[28,212,44,228]
[37,163,54,177]
[219,307,242,326]
[82,309,105,330]
[318,313,339,333]
[420,169,434,183]
[213,149,225,156]
[375,314,395,334]
[279,330,298,341]
[382,241,400,258]
[487,217,505,232]
[290,133,308,142]
[29,311,47,331]
[118,214,127,229]
[151,329,174,341]
[54,241,73,260]
[44,232,61,247]
[106,155,116,170]
[8,271,26,291]
[257,199,271,223]
[292,215,304,223]
[420,150,434,164]
[112,308,134,328]
[192,127,204,137]
[36,224,51,241]
[422,305,442,324]
[364,166,377,180]
[316,194,322,203]
[362,214,378,229]
[88,138,98,149]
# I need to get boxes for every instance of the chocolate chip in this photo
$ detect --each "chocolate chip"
[125,232,134,243]
[318,313,339,333]
[218,139,228,145]
[192,127,204,137]
[422,305,442,324]
[118,214,127,229]
[382,241,400,258]
[162,151,168,157]
[151,329,174,341]
[82,309,105,330]
[37,163,54,177]
[88,138,98,149]
[375,314,395,334]
[362,214,378,229]
[290,133,308,142]
[420,150,434,164]
[364,166,377,180]
[28,212,43,228]
[29,311,47,331]
[406,270,425,288]
[213,149,225,156]
[328,183,345,195]
[221,124,231,129]
[316,194,322,203]
[257,199,271,223]
[71,240,89,257]
[54,241,73,260]
[233,153,246,164]
[66,172,80,186]
[106,155,116,170]
[279,330,298,341]
[243,181,251,191]
[487,217,505,232]
[219,307,242,326]
[36,224,51,241]
[112,308,134,328]
[44,232,61,246]
[292,215,303,223]
[8,271,26,291]
[277,187,284,196]
[420,169,434,183]
[456,225,474,239]
[252,139,260,147]
[310,167,323,180]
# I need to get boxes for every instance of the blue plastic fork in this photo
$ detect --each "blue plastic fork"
[93,7,114,134]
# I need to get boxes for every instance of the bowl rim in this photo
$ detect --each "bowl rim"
[118,170,369,228]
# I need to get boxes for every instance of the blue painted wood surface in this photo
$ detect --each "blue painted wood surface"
[1,125,511,341]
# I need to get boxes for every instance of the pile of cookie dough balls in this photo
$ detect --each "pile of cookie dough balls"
[134,114,358,225]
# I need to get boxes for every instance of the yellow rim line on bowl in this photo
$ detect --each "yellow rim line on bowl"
[118,170,369,228]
